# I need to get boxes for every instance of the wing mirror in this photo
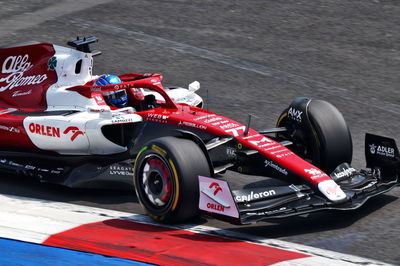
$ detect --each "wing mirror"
[188,81,200,92]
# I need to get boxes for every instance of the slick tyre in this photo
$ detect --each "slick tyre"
[277,99,352,174]
[134,136,211,223]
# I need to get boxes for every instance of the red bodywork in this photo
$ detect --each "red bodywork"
[0,43,57,110]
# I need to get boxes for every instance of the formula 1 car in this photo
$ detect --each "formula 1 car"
[0,37,399,224]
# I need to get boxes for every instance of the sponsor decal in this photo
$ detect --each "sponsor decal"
[28,123,84,142]
[318,179,346,201]
[275,151,294,158]
[264,159,288,175]
[247,135,273,146]
[201,182,227,212]
[193,114,215,121]
[304,168,326,179]
[334,167,356,179]
[112,113,135,124]
[369,144,376,154]
[63,126,84,141]
[48,56,57,71]
[225,125,246,137]
[0,158,64,175]
[0,125,20,133]
[243,134,259,140]
[246,207,287,216]
[93,94,107,106]
[198,176,239,218]
[149,78,161,86]
[325,183,339,196]
[209,182,223,196]
[12,89,32,97]
[212,120,229,126]
[29,123,60,138]
[178,120,206,130]
[288,107,303,122]
[112,117,135,124]
[264,145,281,151]
[271,149,290,154]
[204,117,221,123]
[369,143,395,158]
[219,122,239,130]
[0,54,47,92]
[203,117,222,123]
[226,147,236,157]
[206,202,225,212]
[146,113,169,123]
[235,189,276,203]
[304,168,322,176]
[259,142,275,148]
[109,165,133,176]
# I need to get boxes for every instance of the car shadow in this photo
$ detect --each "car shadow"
[0,173,139,206]
[219,194,398,238]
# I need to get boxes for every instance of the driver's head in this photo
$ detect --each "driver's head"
[95,74,128,108]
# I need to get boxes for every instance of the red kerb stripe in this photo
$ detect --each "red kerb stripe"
[43,219,310,265]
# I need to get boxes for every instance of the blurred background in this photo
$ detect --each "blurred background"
[1,0,399,264]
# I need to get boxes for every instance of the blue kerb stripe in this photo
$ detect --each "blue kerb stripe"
[0,238,153,266]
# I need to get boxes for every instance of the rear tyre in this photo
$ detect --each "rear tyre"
[133,136,211,223]
[277,98,352,174]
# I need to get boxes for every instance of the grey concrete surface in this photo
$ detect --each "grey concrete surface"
[0,0,399,264]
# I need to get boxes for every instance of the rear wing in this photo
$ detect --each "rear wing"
[67,36,101,56]
[365,133,400,178]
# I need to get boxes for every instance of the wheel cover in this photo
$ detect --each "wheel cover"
[141,155,172,207]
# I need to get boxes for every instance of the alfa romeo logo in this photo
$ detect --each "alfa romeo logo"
[48,56,57,71]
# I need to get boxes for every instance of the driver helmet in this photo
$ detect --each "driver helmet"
[95,74,128,108]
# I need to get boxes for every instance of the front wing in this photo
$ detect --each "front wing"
[199,168,398,225]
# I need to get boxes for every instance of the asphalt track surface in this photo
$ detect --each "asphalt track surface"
[0,0,399,264]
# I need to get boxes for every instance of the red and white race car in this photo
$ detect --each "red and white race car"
[0,37,398,224]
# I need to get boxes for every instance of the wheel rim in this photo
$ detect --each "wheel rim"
[140,155,173,208]
[278,118,318,164]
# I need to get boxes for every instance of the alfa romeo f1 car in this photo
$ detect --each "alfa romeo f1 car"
[0,37,399,224]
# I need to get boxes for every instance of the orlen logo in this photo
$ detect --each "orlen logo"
[29,123,84,141]
[0,55,47,92]
[63,126,84,141]
[209,182,222,196]
[29,123,60,138]
[205,182,225,212]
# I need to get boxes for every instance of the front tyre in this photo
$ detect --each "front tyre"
[277,98,352,174]
[134,136,211,223]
